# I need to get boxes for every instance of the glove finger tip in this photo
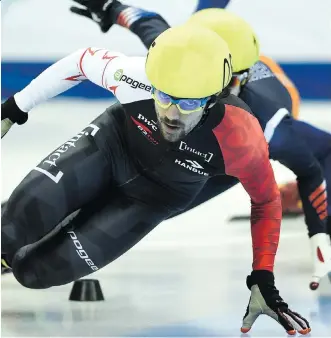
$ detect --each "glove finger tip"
[286,329,296,335]
[240,327,251,333]
[298,328,311,335]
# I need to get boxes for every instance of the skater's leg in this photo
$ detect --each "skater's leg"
[12,191,171,289]
[293,120,331,216]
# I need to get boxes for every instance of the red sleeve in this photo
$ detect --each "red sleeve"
[213,104,282,272]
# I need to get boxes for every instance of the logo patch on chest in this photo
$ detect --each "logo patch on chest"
[179,141,213,162]
[131,116,159,145]
[175,159,209,176]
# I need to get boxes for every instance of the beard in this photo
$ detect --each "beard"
[154,102,204,142]
[158,116,186,142]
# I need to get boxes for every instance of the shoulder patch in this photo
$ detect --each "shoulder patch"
[248,61,275,83]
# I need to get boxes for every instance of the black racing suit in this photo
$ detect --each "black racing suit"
[1,48,281,288]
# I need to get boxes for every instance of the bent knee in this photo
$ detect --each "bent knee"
[12,249,48,289]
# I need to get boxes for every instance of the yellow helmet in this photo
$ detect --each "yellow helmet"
[187,8,259,73]
[145,24,232,98]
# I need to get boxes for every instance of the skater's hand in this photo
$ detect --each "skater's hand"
[241,270,311,335]
[70,0,116,32]
[1,97,28,139]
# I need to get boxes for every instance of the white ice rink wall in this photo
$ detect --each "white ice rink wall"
[2,0,331,100]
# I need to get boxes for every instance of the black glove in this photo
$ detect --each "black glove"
[1,97,28,138]
[241,270,311,335]
[70,0,118,33]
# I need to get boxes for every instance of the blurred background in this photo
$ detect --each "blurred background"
[2,0,331,100]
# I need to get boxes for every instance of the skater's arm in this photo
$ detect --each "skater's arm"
[238,144,281,272]
[70,0,170,49]
[213,104,281,272]
[13,47,150,113]
[13,48,96,112]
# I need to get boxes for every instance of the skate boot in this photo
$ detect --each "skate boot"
[70,0,123,33]
[309,233,331,290]
[70,0,152,33]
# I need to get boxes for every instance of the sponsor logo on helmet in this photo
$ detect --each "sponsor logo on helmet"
[114,69,152,92]
[175,159,209,176]
[179,141,213,163]
[33,124,100,183]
